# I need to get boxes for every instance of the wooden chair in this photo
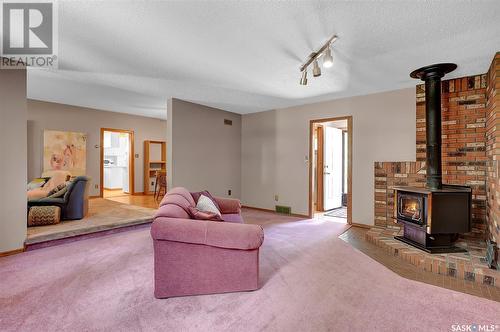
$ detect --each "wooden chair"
[154,170,167,201]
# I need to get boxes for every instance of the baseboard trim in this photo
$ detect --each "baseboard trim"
[351,222,372,229]
[0,247,25,257]
[242,205,309,219]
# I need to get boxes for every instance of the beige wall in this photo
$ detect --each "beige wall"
[0,69,27,252]
[241,88,416,225]
[27,100,167,196]
[168,99,241,198]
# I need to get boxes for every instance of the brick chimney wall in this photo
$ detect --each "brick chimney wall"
[374,61,496,242]
[486,52,500,245]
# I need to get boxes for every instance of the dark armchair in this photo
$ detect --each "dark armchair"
[28,176,90,220]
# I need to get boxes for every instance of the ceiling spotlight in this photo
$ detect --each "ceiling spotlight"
[300,70,308,85]
[313,59,321,77]
[323,47,333,68]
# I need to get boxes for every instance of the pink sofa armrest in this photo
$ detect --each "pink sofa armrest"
[215,197,241,214]
[151,217,263,250]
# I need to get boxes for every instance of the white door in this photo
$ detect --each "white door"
[323,127,343,210]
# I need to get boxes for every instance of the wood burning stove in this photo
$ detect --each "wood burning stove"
[394,186,471,253]
[394,63,472,253]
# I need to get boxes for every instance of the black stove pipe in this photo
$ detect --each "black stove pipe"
[410,63,457,190]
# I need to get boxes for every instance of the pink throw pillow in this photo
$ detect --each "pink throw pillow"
[187,206,223,221]
[190,190,221,210]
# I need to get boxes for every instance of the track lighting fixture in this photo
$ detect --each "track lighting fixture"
[299,34,337,85]
[313,59,321,77]
[300,70,308,85]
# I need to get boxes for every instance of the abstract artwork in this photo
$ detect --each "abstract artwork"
[43,130,87,176]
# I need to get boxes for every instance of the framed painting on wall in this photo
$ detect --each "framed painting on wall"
[43,130,87,176]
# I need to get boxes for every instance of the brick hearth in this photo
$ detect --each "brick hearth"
[366,227,499,288]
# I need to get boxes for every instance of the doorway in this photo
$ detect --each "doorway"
[309,116,352,224]
[100,128,135,199]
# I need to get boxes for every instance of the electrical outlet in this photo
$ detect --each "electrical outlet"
[228,189,231,196]
[274,194,279,201]
[95,184,99,189]
[151,181,155,186]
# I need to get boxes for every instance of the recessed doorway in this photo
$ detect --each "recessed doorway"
[309,116,352,224]
[100,128,135,199]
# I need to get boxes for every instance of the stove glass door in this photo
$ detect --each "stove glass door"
[398,194,424,224]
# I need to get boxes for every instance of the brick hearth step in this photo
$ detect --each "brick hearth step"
[365,227,499,288]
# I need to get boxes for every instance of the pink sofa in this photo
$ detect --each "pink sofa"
[151,187,264,298]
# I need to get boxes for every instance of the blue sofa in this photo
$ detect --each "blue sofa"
[28,176,90,220]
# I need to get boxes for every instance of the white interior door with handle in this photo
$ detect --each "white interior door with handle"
[323,127,343,210]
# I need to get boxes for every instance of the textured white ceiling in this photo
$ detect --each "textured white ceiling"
[27,1,500,119]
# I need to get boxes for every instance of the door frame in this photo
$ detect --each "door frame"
[100,128,135,198]
[308,116,352,224]
[315,125,324,212]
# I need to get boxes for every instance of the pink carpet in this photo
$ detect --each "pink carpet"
[1,210,499,331]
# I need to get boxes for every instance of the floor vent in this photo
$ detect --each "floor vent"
[275,205,292,215]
